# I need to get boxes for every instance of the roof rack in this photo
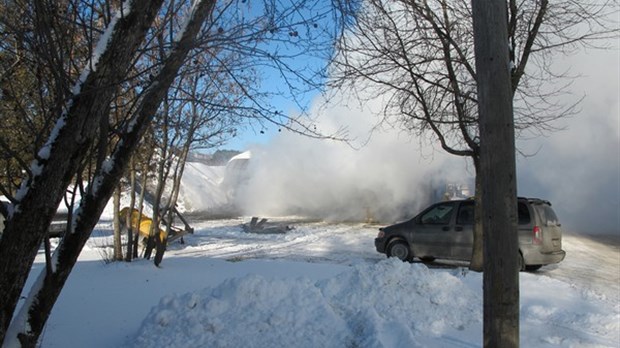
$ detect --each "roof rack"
[518,197,552,206]
[454,196,552,206]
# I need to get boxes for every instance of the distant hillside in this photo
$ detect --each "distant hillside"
[176,162,229,213]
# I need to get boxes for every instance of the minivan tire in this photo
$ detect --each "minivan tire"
[387,240,411,261]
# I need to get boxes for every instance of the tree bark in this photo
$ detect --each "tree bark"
[469,156,484,271]
[125,156,137,261]
[145,99,170,261]
[471,1,520,347]
[135,159,150,259]
[112,185,123,261]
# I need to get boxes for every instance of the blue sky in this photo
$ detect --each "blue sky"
[208,0,346,151]
[223,94,312,151]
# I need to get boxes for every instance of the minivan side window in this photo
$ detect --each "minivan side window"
[420,202,455,225]
[518,202,531,225]
[456,202,474,225]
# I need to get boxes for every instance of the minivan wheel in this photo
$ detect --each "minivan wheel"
[387,240,410,261]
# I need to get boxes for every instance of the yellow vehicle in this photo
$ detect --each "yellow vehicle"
[118,207,194,244]
[119,207,193,266]
[119,207,167,243]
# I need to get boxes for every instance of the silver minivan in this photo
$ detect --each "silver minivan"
[374,197,566,271]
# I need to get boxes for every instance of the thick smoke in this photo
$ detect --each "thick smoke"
[234,98,470,223]
[516,48,619,234]
[232,47,618,233]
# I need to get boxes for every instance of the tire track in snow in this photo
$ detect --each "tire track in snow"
[171,220,381,264]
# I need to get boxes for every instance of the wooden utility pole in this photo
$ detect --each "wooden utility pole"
[471,1,520,347]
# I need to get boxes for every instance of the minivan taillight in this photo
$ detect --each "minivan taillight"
[532,226,543,245]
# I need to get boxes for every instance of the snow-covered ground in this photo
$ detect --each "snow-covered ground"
[11,159,618,347]
[26,218,619,348]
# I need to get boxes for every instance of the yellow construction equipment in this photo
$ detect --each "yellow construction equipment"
[118,207,194,266]
[119,207,167,243]
[119,206,193,244]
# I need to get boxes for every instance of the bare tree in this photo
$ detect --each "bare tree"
[0,0,353,344]
[0,0,86,200]
[0,0,214,344]
[329,0,618,270]
[111,0,321,263]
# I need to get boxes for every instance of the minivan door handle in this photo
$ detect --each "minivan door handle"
[442,226,451,231]
[455,226,463,232]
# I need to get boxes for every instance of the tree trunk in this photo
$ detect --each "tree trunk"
[0,2,167,344]
[112,185,123,261]
[1,0,216,344]
[472,1,520,347]
[469,156,484,271]
[167,139,192,215]
[135,157,151,259]
[145,100,169,261]
[125,156,137,262]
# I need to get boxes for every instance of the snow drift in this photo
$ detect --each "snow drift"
[132,258,619,347]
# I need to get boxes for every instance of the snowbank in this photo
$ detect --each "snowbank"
[133,259,480,347]
[132,258,619,347]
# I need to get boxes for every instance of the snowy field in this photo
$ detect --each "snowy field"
[24,218,619,348]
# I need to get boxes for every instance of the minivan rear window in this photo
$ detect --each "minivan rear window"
[535,205,560,226]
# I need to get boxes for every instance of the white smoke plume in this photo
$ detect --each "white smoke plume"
[234,96,470,223]
[229,42,618,233]
[516,47,619,234]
